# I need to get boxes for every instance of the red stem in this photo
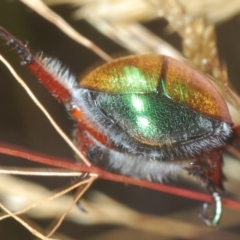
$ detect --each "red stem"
[0,141,240,211]
[226,144,240,160]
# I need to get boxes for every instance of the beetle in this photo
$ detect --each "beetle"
[0,23,238,228]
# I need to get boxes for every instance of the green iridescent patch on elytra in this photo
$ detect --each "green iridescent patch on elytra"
[163,78,195,103]
[95,92,214,146]
[80,54,163,93]
[120,66,158,93]
[160,77,196,104]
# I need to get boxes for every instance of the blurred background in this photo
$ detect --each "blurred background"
[0,0,239,239]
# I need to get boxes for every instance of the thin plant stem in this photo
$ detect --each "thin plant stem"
[0,141,240,211]
[47,175,96,237]
[20,0,112,62]
[0,202,56,240]
[0,176,97,221]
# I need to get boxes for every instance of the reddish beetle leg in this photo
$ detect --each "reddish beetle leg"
[188,150,225,226]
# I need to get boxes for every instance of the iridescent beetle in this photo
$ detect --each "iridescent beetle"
[0,26,236,226]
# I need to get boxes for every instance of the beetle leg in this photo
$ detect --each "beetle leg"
[0,26,77,105]
[73,172,90,213]
[199,182,222,227]
[188,150,224,226]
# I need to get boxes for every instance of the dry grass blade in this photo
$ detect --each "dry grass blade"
[46,175,96,237]
[0,175,96,221]
[0,202,56,240]
[45,0,240,23]
[0,166,83,177]
[21,0,112,62]
[178,0,240,23]
[0,174,239,239]
[81,190,240,240]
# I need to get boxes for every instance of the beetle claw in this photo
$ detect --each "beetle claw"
[199,191,222,227]
[77,202,88,213]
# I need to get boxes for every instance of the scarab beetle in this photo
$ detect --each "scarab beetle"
[0,26,235,226]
